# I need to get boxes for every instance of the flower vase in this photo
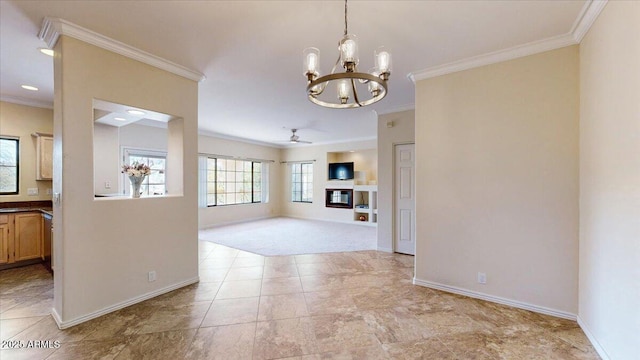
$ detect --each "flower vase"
[129,175,145,198]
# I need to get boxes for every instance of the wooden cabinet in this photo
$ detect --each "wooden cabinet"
[14,213,42,261]
[0,212,43,266]
[0,215,11,265]
[33,133,53,180]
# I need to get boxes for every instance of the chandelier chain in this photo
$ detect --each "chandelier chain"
[344,0,348,36]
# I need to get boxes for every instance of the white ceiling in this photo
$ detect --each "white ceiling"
[0,0,589,147]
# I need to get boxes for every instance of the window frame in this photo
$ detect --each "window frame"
[205,157,265,207]
[0,136,19,195]
[291,162,313,203]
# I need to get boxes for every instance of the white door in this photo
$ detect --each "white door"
[394,143,416,255]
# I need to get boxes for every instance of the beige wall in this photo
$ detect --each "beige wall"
[579,2,640,359]
[0,101,53,202]
[93,123,119,195]
[53,35,199,326]
[377,110,415,252]
[198,135,282,228]
[281,139,377,223]
[414,46,579,315]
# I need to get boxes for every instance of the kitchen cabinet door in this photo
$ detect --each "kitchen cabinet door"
[14,213,42,262]
[0,223,10,264]
[35,134,53,180]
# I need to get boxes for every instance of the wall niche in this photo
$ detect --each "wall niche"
[92,99,184,199]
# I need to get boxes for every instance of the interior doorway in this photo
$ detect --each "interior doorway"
[394,143,416,255]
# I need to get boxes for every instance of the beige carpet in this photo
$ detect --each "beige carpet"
[198,217,377,256]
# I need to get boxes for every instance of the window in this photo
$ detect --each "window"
[291,162,313,203]
[0,137,19,195]
[123,148,166,196]
[203,157,267,206]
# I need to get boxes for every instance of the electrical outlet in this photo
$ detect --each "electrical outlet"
[105,181,111,189]
[148,271,156,282]
[27,188,39,196]
[477,272,487,284]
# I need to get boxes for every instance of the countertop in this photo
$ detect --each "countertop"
[0,207,53,216]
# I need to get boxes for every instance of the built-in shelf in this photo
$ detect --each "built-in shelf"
[353,185,377,226]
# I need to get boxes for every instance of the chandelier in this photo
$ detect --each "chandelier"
[303,0,391,109]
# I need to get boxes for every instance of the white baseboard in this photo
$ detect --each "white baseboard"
[377,246,393,253]
[199,215,275,230]
[51,276,199,329]
[51,307,63,327]
[283,214,375,228]
[577,315,611,360]
[413,277,576,320]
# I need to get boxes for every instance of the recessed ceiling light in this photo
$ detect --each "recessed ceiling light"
[21,85,39,91]
[126,110,145,115]
[39,48,54,56]
[114,117,127,121]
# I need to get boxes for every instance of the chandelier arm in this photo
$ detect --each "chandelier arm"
[315,54,342,95]
[331,54,341,74]
[306,72,387,109]
[351,78,363,107]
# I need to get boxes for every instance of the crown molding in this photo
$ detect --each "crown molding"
[571,0,608,42]
[408,33,576,83]
[198,129,282,149]
[408,0,608,83]
[0,95,53,109]
[306,136,377,147]
[38,17,206,83]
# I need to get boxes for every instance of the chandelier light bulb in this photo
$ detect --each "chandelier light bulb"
[375,46,392,80]
[368,68,381,96]
[337,79,350,104]
[303,47,320,80]
[307,53,317,72]
[340,34,359,71]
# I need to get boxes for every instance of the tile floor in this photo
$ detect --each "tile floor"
[0,241,600,359]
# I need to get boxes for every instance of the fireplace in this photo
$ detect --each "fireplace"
[325,189,353,209]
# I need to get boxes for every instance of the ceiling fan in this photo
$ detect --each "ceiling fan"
[283,129,312,144]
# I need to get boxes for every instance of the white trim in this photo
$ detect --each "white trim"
[413,277,576,320]
[198,130,376,149]
[0,95,53,109]
[198,129,282,149]
[198,215,276,230]
[305,136,377,147]
[577,315,612,360]
[571,1,608,42]
[408,0,608,82]
[38,17,205,83]
[52,277,199,329]
[283,214,374,228]
[51,307,63,328]
[377,246,393,253]
[409,33,576,82]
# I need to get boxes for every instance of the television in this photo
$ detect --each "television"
[328,162,354,180]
